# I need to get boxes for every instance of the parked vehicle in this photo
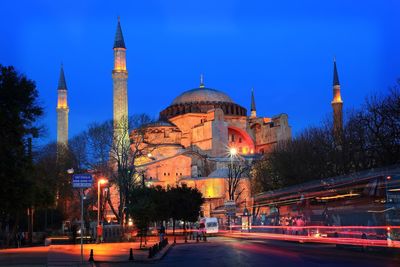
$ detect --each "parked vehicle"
[200,217,219,234]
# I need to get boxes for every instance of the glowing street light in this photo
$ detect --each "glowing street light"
[97,178,108,243]
[229,147,237,157]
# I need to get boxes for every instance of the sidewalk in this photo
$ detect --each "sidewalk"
[0,236,212,266]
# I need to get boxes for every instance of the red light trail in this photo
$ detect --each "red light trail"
[219,225,400,248]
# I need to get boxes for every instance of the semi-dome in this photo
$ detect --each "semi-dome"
[172,88,234,105]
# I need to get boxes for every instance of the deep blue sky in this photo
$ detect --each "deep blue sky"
[1,0,399,144]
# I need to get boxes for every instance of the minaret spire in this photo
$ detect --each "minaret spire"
[250,88,257,118]
[58,63,67,90]
[114,17,126,49]
[199,74,205,88]
[57,64,69,145]
[331,57,343,144]
[333,57,340,86]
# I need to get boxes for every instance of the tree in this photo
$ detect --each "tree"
[0,65,43,246]
[171,185,204,225]
[126,187,156,248]
[109,114,155,225]
[227,161,251,201]
[251,80,400,192]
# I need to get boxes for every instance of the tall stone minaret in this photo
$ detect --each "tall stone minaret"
[57,64,69,145]
[250,88,257,118]
[332,58,343,143]
[112,17,128,140]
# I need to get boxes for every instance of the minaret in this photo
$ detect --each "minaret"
[112,17,128,140]
[332,58,343,143]
[56,64,69,145]
[250,88,257,118]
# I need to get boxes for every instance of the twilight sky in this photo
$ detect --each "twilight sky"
[1,0,399,145]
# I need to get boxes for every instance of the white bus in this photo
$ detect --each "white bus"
[199,217,219,234]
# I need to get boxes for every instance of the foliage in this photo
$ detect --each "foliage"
[126,184,204,237]
[167,184,204,223]
[34,142,79,218]
[0,65,43,245]
[251,82,400,191]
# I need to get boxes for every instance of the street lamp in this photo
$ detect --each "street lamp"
[227,147,237,232]
[229,147,237,157]
[97,178,108,243]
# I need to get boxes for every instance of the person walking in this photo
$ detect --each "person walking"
[159,225,165,242]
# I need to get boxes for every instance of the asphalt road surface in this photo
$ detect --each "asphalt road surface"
[0,237,398,267]
[100,236,400,267]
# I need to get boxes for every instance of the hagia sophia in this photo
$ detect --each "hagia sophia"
[56,19,342,223]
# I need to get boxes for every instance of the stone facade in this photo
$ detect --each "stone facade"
[132,83,292,221]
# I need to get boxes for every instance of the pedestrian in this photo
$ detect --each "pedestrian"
[16,232,21,248]
[159,225,165,242]
[71,224,77,244]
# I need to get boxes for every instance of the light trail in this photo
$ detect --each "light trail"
[219,225,400,248]
[229,225,400,230]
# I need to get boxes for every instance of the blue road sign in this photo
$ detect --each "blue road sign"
[72,174,93,188]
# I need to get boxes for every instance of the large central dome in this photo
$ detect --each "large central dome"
[160,81,247,119]
[172,87,233,105]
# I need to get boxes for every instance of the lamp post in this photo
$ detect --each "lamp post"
[97,179,108,243]
[228,147,237,232]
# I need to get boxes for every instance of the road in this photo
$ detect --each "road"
[0,237,398,266]
[101,236,400,267]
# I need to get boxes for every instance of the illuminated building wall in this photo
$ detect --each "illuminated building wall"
[131,81,292,219]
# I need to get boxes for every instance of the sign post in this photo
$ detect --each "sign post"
[72,174,93,263]
[224,200,236,232]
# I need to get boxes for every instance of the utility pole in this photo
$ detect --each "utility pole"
[27,137,33,245]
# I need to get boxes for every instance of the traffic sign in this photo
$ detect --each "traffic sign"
[224,200,236,216]
[72,174,93,188]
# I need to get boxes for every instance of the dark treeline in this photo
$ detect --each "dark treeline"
[252,81,400,193]
[127,185,204,247]
[0,65,44,247]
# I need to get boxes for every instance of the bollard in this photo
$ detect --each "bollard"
[174,236,176,244]
[148,247,153,258]
[203,234,207,242]
[166,237,169,244]
[185,234,188,243]
[196,234,199,242]
[88,249,94,262]
[129,248,134,261]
